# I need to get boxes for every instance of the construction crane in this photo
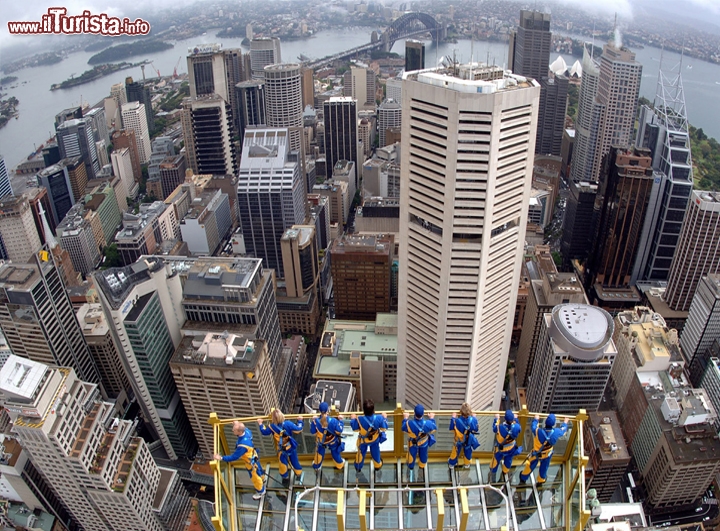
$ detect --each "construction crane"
[149,61,161,78]
[173,56,182,79]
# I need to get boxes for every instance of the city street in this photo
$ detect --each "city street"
[648,490,719,527]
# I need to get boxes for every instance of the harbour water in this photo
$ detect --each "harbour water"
[1,27,719,176]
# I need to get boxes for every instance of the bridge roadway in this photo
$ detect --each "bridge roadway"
[305,27,436,70]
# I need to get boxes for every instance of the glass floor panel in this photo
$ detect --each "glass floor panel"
[232,458,565,530]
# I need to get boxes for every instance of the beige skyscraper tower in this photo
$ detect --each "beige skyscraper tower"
[397,64,540,410]
[0,195,42,263]
[264,64,304,152]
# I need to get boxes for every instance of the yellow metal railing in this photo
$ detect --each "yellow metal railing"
[209,405,590,531]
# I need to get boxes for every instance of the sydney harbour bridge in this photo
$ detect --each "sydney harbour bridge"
[305,12,444,69]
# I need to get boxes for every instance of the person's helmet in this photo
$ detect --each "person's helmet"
[319,402,329,414]
[414,404,425,418]
[545,414,556,429]
[504,410,515,423]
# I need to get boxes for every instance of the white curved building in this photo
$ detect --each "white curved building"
[527,304,617,413]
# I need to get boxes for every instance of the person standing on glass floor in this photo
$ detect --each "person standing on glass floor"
[519,414,569,486]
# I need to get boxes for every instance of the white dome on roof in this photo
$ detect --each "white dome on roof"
[550,55,568,76]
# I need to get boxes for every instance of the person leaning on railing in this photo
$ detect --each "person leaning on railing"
[258,409,305,484]
[519,413,569,486]
[351,398,388,473]
[213,421,266,500]
[310,402,346,471]
[402,403,436,472]
[448,402,480,469]
[489,409,523,482]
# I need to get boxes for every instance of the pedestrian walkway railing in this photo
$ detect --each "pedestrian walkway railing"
[209,404,590,531]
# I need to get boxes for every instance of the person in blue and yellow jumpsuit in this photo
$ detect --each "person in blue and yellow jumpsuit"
[214,421,266,499]
[520,414,568,485]
[351,399,388,472]
[403,404,437,471]
[448,402,479,468]
[258,409,304,481]
[310,402,345,470]
[489,410,522,481]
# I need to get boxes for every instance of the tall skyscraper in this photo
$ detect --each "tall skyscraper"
[583,411,631,503]
[536,75,568,156]
[237,129,306,278]
[235,80,266,140]
[111,146,140,199]
[2,355,191,531]
[125,77,155,133]
[588,147,655,290]
[509,11,566,157]
[570,48,603,182]
[56,203,102,275]
[620,367,720,511]
[397,64,540,410]
[186,44,245,133]
[665,191,720,312]
[301,67,315,108]
[170,335,278,457]
[560,179,598,270]
[159,154,187,200]
[264,63,304,152]
[610,306,682,411]
[120,102,151,164]
[632,67,694,282]
[56,117,100,180]
[526,304,617,413]
[681,274,720,367]
[36,158,82,227]
[516,270,587,388]
[508,10,551,81]
[180,257,292,412]
[331,233,394,320]
[24,187,56,246]
[596,43,642,162]
[76,303,132,399]
[111,129,142,182]
[0,156,13,199]
[571,43,642,182]
[0,195,42,263]
[281,225,319,299]
[405,39,425,71]
[386,77,402,104]
[179,189,232,255]
[95,258,198,460]
[0,259,100,385]
[250,38,282,80]
[378,98,402,148]
[187,43,227,99]
[181,95,237,176]
[344,66,376,107]
[323,97,358,184]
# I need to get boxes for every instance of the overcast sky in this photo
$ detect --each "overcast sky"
[1,0,718,49]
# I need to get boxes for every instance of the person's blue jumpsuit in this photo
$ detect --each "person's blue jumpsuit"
[351,413,388,471]
[490,410,522,477]
[403,404,437,470]
[222,429,265,495]
[448,414,479,467]
[520,414,568,484]
[311,402,345,470]
[259,418,304,479]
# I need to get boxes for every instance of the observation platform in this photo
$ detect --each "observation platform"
[210,406,590,531]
